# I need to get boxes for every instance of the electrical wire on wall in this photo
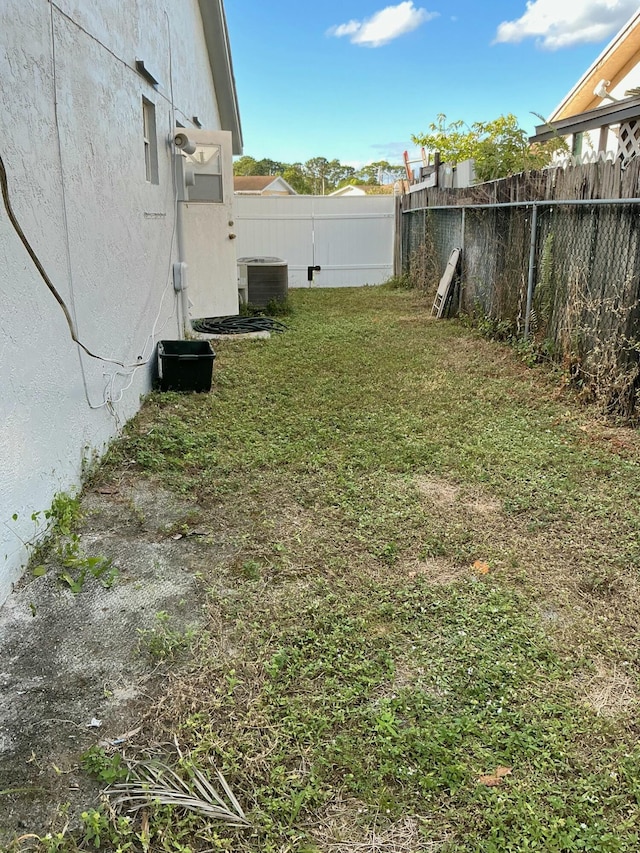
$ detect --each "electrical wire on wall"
[0,4,185,416]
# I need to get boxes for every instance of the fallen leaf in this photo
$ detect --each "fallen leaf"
[478,766,512,786]
[478,774,502,786]
[472,559,490,575]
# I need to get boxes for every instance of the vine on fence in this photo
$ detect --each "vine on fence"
[404,200,640,422]
[558,263,640,421]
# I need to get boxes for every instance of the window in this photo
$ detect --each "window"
[142,97,159,184]
[187,143,223,203]
[571,132,583,158]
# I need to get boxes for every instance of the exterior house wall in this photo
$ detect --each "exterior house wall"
[547,10,640,159]
[0,0,227,604]
[574,64,640,155]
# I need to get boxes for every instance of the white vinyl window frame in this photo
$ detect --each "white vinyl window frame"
[142,97,159,184]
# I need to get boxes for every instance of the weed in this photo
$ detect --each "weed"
[20,490,117,593]
[240,559,261,580]
[57,537,118,593]
[381,273,414,290]
[138,611,197,661]
[239,296,294,317]
[80,746,128,785]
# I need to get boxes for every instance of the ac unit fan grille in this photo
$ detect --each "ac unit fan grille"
[247,264,288,308]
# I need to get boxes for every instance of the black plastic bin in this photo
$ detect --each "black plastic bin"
[157,340,216,392]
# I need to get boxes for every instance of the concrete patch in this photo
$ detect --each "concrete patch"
[0,480,229,842]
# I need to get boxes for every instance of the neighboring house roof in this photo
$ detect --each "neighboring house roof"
[531,94,640,142]
[198,0,243,155]
[328,184,395,196]
[549,10,640,121]
[234,175,297,195]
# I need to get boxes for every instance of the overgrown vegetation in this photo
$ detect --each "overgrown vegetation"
[403,195,640,421]
[239,295,295,318]
[412,113,567,181]
[11,287,640,851]
[28,492,117,593]
[14,491,117,593]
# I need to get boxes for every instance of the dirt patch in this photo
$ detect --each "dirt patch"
[308,795,443,852]
[402,557,469,586]
[414,476,460,508]
[414,476,502,518]
[0,479,236,843]
[578,661,639,719]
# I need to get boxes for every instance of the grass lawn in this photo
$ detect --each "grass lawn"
[52,287,640,850]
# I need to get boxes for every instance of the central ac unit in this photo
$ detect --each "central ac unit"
[237,257,288,308]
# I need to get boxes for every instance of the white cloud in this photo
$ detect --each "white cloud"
[494,0,638,50]
[327,2,438,48]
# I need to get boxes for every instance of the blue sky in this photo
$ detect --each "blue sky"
[224,0,639,167]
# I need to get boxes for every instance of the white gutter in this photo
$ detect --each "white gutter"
[197,0,243,155]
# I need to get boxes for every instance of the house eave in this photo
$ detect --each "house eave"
[550,10,640,121]
[198,0,243,155]
[530,95,640,143]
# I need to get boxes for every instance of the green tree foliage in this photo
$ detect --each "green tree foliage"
[358,160,406,185]
[233,155,260,176]
[282,164,312,194]
[233,154,403,194]
[233,156,287,176]
[412,113,568,182]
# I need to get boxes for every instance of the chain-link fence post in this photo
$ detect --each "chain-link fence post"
[459,207,466,313]
[524,203,538,340]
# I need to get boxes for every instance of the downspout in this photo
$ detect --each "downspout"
[173,151,191,338]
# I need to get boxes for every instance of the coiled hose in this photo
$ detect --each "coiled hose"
[191,316,288,335]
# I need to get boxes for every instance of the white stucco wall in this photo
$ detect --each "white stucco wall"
[0,0,227,604]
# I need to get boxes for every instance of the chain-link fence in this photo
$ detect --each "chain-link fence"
[402,199,640,419]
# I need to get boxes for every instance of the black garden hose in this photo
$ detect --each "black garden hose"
[192,316,288,335]
[0,153,131,367]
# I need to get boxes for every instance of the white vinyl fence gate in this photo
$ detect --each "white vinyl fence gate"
[232,195,395,288]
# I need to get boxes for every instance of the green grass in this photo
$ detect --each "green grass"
[30,286,640,852]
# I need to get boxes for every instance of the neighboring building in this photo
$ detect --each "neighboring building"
[531,10,640,163]
[234,175,297,195]
[328,184,397,197]
[0,0,242,605]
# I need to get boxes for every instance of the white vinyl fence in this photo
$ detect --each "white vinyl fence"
[233,195,395,288]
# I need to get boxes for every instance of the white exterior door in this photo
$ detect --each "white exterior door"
[178,129,238,318]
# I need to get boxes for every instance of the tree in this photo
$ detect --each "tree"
[256,158,287,176]
[233,156,287,176]
[282,164,312,194]
[357,160,405,185]
[233,155,260,176]
[412,113,567,182]
[304,157,331,194]
[233,153,404,193]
